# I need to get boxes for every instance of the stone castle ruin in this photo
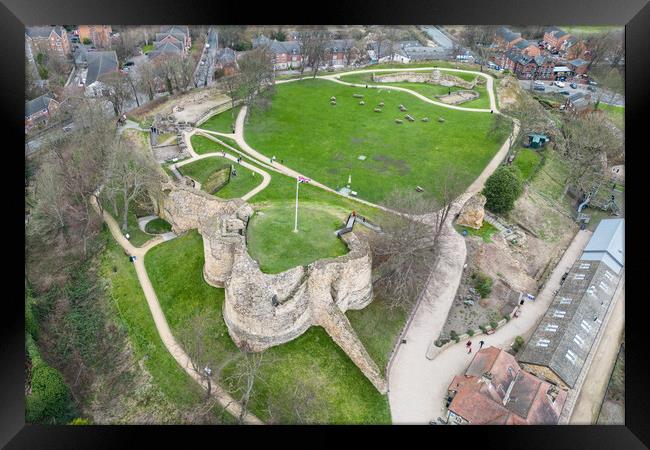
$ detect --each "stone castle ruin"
[372,70,482,105]
[160,183,387,393]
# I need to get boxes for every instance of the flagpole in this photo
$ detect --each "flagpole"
[294,178,299,233]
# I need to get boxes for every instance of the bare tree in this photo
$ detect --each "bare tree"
[100,71,133,117]
[300,28,330,78]
[557,112,622,198]
[371,26,387,63]
[459,25,499,68]
[105,135,160,232]
[266,375,328,424]
[221,73,242,114]
[370,169,464,311]
[224,352,268,424]
[136,59,158,101]
[236,46,275,121]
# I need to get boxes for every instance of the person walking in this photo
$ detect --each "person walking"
[479,340,485,350]
[466,340,472,354]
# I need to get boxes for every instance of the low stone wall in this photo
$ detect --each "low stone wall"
[372,69,476,89]
[160,184,387,393]
[435,90,480,105]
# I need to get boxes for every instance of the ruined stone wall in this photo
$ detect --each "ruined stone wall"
[372,70,476,89]
[160,185,386,393]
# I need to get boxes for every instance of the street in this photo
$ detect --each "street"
[194,28,218,88]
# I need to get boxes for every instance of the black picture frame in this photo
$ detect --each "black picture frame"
[5,0,648,447]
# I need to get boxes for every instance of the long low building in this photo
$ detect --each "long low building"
[518,218,624,390]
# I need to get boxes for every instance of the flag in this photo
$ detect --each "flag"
[298,176,311,183]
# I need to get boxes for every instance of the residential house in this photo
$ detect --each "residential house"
[78,25,112,48]
[25,26,71,58]
[568,58,590,76]
[324,39,356,68]
[552,65,573,80]
[367,41,410,64]
[543,27,573,52]
[214,47,238,76]
[564,36,591,60]
[25,94,59,130]
[497,50,555,80]
[82,50,119,96]
[252,35,302,70]
[148,26,191,60]
[402,44,444,61]
[564,92,594,116]
[518,219,624,390]
[513,39,541,57]
[446,347,568,425]
[494,27,523,51]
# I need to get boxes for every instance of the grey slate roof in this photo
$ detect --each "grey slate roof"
[155,32,185,45]
[581,219,624,273]
[85,51,118,85]
[403,45,443,60]
[568,92,586,102]
[26,26,66,39]
[569,58,589,67]
[160,26,189,38]
[25,94,53,118]
[497,27,521,43]
[518,219,624,388]
[216,47,237,64]
[253,35,301,55]
[515,39,534,50]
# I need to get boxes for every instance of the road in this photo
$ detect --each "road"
[518,79,624,106]
[194,28,219,88]
[419,26,454,51]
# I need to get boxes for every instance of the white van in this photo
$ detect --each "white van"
[554,80,565,88]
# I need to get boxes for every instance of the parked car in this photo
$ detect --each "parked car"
[534,85,545,91]
[587,85,596,92]
[560,90,570,95]
[570,82,577,89]
[588,80,598,86]
[554,80,565,88]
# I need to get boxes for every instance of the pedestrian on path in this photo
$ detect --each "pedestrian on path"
[479,340,485,350]
[466,340,472,354]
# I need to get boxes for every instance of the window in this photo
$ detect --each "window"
[536,338,550,347]
[603,270,614,281]
[574,273,585,280]
[599,281,610,292]
[559,297,572,305]
[553,310,566,318]
[573,335,585,347]
[565,349,577,364]
[579,263,591,269]
[545,324,559,332]
[587,286,597,296]
[580,320,592,332]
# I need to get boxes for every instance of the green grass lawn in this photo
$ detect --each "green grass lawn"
[339,71,490,109]
[246,203,349,273]
[178,157,263,199]
[145,231,391,423]
[142,44,153,54]
[245,78,509,205]
[101,235,206,411]
[190,135,224,155]
[530,149,570,201]
[200,106,241,133]
[597,103,624,129]
[455,221,499,243]
[346,297,407,373]
[561,26,622,35]
[513,148,543,181]
[145,218,172,234]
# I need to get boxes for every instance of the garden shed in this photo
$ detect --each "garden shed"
[526,133,549,149]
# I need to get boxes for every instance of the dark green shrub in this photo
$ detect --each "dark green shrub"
[479,325,487,333]
[69,417,91,425]
[467,329,475,337]
[489,321,498,330]
[473,272,493,298]
[512,336,525,353]
[503,314,510,322]
[450,330,459,343]
[27,365,70,423]
[482,166,524,214]
[82,37,92,45]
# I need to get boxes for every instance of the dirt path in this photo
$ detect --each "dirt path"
[91,196,264,425]
[388,228,592,423]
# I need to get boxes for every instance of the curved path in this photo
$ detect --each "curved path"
[92,196,264,424]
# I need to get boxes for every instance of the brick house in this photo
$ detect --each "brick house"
[214,47,238,76]
[25,94,59,130]
[564,92,594,117]
[25,26,71,58]
[513,39,541,57]
[497,50,555,80]
[446,347,567,425]
[568,58,590,76]
[494,27,523,51]
[148,26,191,61]
[543,27,573,52]
[252,35,303,70]
[78,25,112,48]
[324,39,356,68]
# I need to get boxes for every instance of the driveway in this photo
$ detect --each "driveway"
[518,79,624,106]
